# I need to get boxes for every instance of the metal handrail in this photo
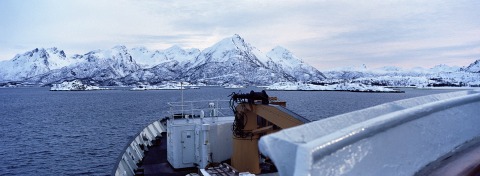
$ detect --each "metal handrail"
[166,100,232,119]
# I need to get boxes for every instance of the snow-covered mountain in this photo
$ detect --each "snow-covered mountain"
[121,45,202,85]
[324,62,480,87]
[24,46,141,85]
[430,64,461,73]
[0,34,326,86]
[463,60,480,73]
[185,34,298,85]
[266,46,326,82]
[0,48,81,81]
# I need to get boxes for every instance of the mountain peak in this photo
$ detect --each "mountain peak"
[213,34,245,45]
[23,48,49,59]
[47,47,66,58]
[267,46,301,62]
[271,46,290,54]
[30,48,47,53]
[232,33,243,39]
[229,34,248,45]
[112,45,128,51]
[361,64,368,70]
[165,45,184,52]
[266,46,325,81]
[47,47,58,51]
[463,59,480,73]
[131,46,149,51]
[205,34,252,55]
[471,59,480,65]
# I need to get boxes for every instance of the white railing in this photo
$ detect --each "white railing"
[166,100,233,120]
[113,120,166,176]
[259,90,480,176]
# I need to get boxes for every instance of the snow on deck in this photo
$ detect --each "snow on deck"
[259,89,480,176]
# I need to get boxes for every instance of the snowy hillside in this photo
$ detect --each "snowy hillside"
[128,45,200,69]
[0,34,326,86]
[128,47,161,68]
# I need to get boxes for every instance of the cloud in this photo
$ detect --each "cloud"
[0,0,479,69]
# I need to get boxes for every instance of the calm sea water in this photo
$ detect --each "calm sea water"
[0,87,459,175]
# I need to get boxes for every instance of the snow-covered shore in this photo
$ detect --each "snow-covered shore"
[50,80,109,91]
[130,84,186,90]
[223,84,245,89]
[414,86,480,90]
[265,82,403,93]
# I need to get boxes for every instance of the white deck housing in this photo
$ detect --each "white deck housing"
[166,100,235,169]
[167,116,234,169]
[259,90,480,176]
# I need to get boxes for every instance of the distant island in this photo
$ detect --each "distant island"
[50,80,109,91]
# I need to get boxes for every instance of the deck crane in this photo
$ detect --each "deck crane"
[229,90,311,173]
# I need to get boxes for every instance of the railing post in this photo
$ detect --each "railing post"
[191,102,194,119]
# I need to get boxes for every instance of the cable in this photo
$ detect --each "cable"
[229,91,253,138]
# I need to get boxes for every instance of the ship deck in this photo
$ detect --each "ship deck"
[137,132,197,176]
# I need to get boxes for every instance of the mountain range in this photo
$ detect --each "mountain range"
[323,61,480,87]
[0,34,478,87]
[0,34,326,86]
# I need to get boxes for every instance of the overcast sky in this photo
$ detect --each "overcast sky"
[1,0,479,70]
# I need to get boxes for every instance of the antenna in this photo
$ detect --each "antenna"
[181,81,184,118]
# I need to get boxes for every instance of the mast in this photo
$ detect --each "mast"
[181,81,184,117]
